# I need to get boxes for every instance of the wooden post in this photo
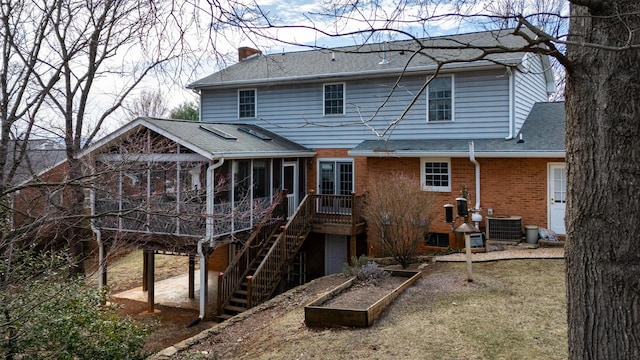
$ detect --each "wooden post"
[216,272,224,316]
[101,244,108,287]
[464,233,473,282]
[188,255,195,299]
[246,275,253,309]
[142,250,148,292]
[146,250,155,313]
[349,235,357,260]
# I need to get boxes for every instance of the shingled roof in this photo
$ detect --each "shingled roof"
[189,28,538,89]
[81,118,314,160]
[349,102,565,157]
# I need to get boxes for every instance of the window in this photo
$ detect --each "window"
[427,76,453,122]
[425,233,449,247]
[238,89,256,118]
[421,158,451,192]
[324,83,345,115]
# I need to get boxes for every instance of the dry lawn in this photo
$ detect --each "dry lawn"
[86,248,189,293]
[172,259,567,359]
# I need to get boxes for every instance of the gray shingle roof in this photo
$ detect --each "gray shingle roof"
[83,118,314,159]
[349,102,565,157]
[189,28,534,89]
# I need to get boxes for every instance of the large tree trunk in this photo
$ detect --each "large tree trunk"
[565,1,640,358]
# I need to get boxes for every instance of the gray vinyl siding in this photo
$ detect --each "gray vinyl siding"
[514,54,550,135]
[200,69,511,149]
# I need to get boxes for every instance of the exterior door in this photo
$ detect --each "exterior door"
[318,160,353,214]
[283,162,298,218]
[318,160,353,195]
[548,163,566,234]
[325,234,347,275]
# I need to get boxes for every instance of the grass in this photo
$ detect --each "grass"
[176,259,567,359]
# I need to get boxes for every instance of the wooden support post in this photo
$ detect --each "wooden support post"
[142,250,148,292]
[464,233,473,282]
[102,254,108,288]
[349,235,357,260]
[146,250,155,313]
[201,254,209,319]
[246,275,253,309]
[216,272,224,316]
[188,255,195,299]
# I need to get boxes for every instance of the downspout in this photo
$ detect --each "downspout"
[88,165,104,290]
[190,157,225,326]
[468,141,483,228]
[505,66,514,140]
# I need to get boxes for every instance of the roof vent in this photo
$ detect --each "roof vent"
[199,125,237,140]
[379,41,389,65]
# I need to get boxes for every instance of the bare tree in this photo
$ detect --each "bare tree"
[124,90,170,120]
[212,0,639,357]
[363,172,434,268]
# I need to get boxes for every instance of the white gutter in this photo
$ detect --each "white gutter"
[192,157,225,324]
[347,150,565,158]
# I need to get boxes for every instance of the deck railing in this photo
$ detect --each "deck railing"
[309,193,366,227]
[247,193,313,308]
[216,192,365,316]
[216,192,287,315]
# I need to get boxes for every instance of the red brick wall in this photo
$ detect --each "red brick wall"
[362,156,564,252]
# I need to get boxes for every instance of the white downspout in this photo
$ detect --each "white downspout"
[468,141,483,228]
[505,67,514,140]
[193,157,225,324]
[88,166,104,290]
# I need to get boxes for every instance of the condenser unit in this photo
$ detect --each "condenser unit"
[486,216,522,242]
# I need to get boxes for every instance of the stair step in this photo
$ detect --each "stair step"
[224,305,248,313]
[229,297,248,304]
[217,313,234,321]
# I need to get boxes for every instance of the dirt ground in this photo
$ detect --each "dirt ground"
[103,247,566,358]
[112,297,214,356]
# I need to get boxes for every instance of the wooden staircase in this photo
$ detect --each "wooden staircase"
[217,193,312,321]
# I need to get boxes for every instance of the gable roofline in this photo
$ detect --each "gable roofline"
[189,28,553,90]
[77,117,218,160]
[77,117,315,161]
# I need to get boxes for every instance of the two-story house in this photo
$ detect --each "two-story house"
[22,28,563,321]
[188,28,563,264]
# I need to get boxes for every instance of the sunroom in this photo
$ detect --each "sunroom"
[82,117,314,318]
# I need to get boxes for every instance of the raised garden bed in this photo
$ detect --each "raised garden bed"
[304,269,421,328]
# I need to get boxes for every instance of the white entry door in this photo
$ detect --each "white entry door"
[283,162,298,218]
[325,234,347,275]
[548,163,566,234]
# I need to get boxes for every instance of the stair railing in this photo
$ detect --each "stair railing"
[216,191,287,316]
[246,193,313,308]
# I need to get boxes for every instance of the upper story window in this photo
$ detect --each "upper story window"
[323,83,345,115]
[421,158,451,192]
[427,76,453,122]
[238,89,256,118]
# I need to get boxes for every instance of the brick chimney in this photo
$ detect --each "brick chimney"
[238,46,262,62]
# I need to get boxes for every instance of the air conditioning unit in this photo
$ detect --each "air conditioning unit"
[486,216,522,242]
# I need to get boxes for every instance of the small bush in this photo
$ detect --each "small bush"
[343,256,389,284]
